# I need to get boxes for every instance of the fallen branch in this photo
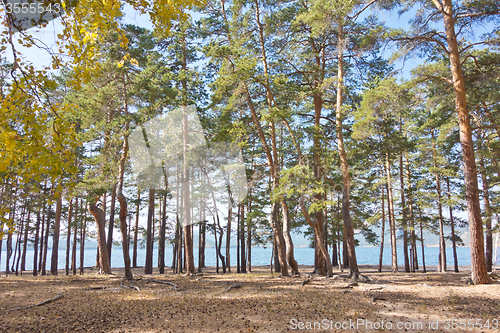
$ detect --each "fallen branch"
[372,296,386,302]
[146,279,181,291]
[83,286,108,291]
[222,283,241,293]
[301,278,312,286]
[8,293,64,312]
[121,279,141,292]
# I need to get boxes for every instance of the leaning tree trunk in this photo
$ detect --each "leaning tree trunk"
[88,199,111,275]
[440,0,489,284]
[50,196,63,276]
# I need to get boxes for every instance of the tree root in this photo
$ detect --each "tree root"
[222,283,241,293]
[8,293,64,312]
[146,279,182,291]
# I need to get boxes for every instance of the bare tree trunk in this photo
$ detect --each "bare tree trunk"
[282,201,298,275]
[399,154,410,272]
[145,189,155,274]
[432,130,446,273]
[418,206,426,273]
[446,178,459,272]
[41,203,51,275]
[88,199,111,275]
[406,156,418,271]
[33,209,40,276]
[379,170,385,273]
[240,203,246,273]
[107,185,116,264]
[21,208,30,272]
[226,201,232,273]
[440,0,489,284]
[478,151,493,272]
[80,209,86,275]
[133,189,140,268]
[50,196,63,276]
[385,152,398,273]
[71,198,78,275]
[38,199,46,273]
[65,199,73,276]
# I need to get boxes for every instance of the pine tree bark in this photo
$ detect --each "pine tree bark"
[282,201,299,275]
[439,0,489,284]
[399,154,410,272]
[117,122,133,280]
[88,198,111,275]
[385,152,398,273]
[336,22,359,279]
[379,170,385,273]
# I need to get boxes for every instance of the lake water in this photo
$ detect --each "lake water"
[0,245,483,272]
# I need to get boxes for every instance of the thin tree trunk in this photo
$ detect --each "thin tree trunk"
[446,178,459,272]
[440,0,489,284]
[50,196,63,276]
[65,199,73,276]
[379,171,385,273]
[80,209,86,275]
[21,208,30,272]
[33,209,40,276]
[71,198,78,275]
[117,93,133,279]
[400,154,410,272]
[282,201,299,275]
[107,185,116,264]
[240,203,246,273]
[479,151,493,272]
[385,152,398,273]
[38,199,46,273]
[133,189,140,268]
[226,201,232,273]
[41,203,51,275]
[406,156,418,271]
[145,189,155,274]
[418,206,427,273]
[432,130,446,273]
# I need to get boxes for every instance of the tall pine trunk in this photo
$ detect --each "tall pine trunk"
[385,152,398,273]
[145,189,155,274]
[399,154,410,272]
[440,0,489,284]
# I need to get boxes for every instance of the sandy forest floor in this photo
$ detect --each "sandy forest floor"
[1,265,500,332]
